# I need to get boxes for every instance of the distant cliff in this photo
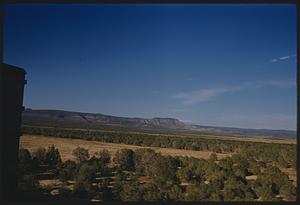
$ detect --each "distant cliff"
[22,109,190,130]
[22,109,296,139]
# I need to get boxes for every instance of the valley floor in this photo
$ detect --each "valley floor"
[19,135,231,161]
[19,135,296,187]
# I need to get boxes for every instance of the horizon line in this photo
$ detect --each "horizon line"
[24,107,296,132]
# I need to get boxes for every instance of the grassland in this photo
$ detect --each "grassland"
[19,134,296,187]
[23,125,296,145]
[20,135,231,161]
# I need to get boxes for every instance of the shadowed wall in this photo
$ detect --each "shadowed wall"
[1,63,26,200]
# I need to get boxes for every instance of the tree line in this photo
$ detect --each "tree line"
[18,144,296,201]
[22,125,296,169]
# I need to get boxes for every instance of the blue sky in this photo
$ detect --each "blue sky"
[3,4,297,130]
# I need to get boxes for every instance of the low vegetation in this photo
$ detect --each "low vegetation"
[20,135,231,161]
[18,125,297,201]
[18,144,296,201]
[22,126,297,170]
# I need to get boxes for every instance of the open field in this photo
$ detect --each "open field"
[19,135,296,186]
[19,135,231,161]
[19,134,297,201]
[23,125,296,145]
[178,134,296,144]
[189,134,296,144]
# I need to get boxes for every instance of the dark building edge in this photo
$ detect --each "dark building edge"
[297,0,300,202]
[1,63,26,201]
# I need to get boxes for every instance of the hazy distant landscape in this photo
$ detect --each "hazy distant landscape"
[22,109,296,139]
[19,108,297,201]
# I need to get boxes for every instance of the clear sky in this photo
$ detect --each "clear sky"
[3,4,297,130]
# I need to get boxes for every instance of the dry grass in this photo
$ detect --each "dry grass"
[26,126,296,145]
[39,179,74,194]
[186,134,296,145]
[39,179,63,188]
[280,167,297,187]
[20,135,296,187]
[245,175,257,180]
[19,135,230,161]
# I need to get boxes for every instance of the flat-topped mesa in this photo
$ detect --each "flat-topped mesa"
[22,109,190,130]
[22,109,296,138]
[146,117,187,129]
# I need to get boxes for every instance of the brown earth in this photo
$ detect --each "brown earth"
[280,167,297,187]
[24,125,296,145]
[19,135,297,187]
[19,135,231,161]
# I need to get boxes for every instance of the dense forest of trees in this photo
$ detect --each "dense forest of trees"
[18,144,296,201]
[22,125,296,169]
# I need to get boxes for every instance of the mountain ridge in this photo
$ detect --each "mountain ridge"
[22,108,189,130]
[22,108,296,139]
